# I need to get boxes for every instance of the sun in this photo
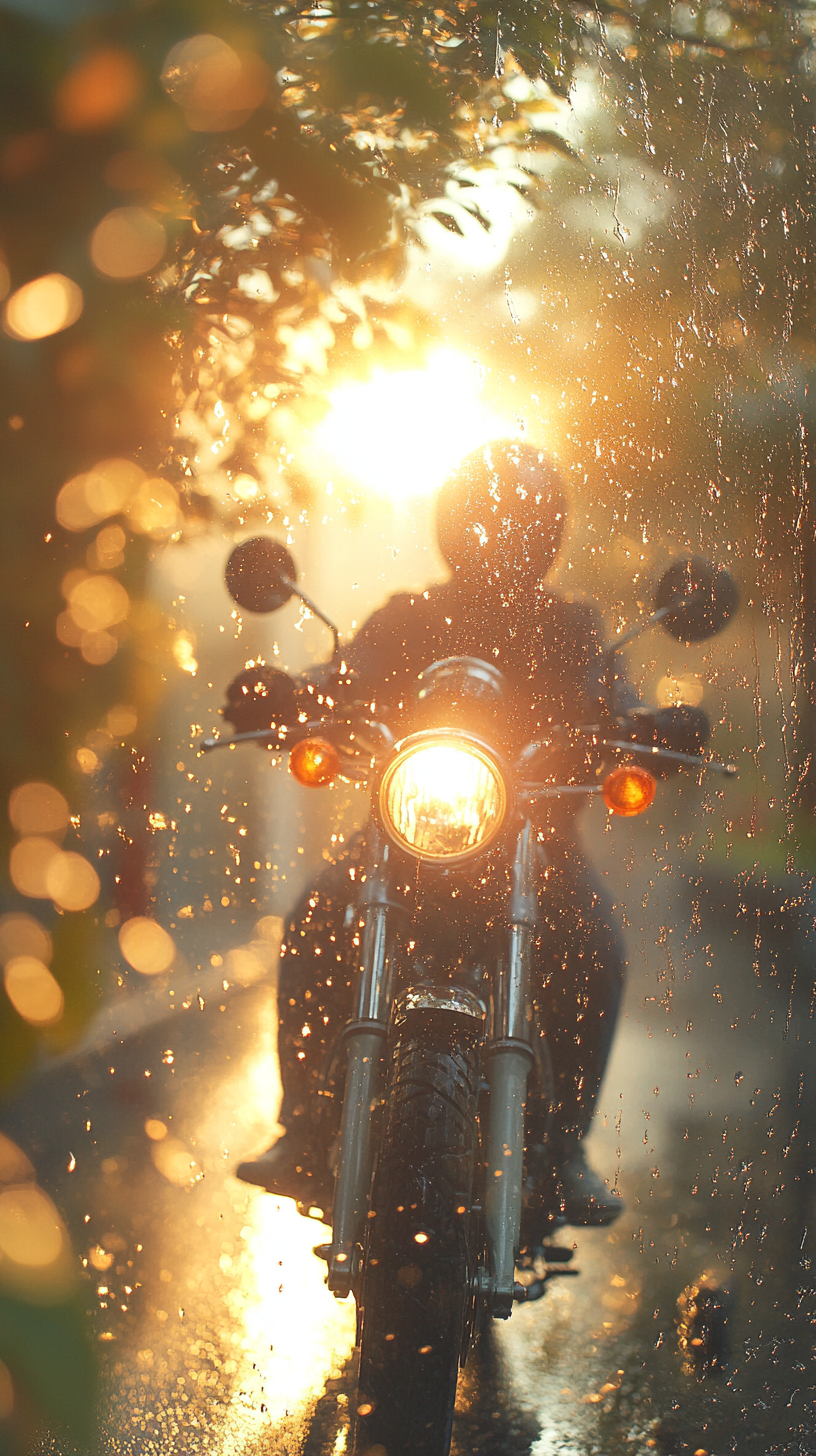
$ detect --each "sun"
[313,348,514,504]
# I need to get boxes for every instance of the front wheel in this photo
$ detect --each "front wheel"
[352,1014,480,1456]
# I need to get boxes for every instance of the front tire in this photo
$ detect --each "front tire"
[352,1015,480,1456]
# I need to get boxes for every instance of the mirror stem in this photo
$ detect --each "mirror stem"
[281,575,341,657]
[604,605,670,656]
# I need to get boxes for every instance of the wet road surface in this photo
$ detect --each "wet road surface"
[4,828,816,1455]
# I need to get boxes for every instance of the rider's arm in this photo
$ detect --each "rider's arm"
[616,702,710,760]
[603,652,710,766]
[338,591,423,711]
[591,610,711,768]
[222,592,421,735]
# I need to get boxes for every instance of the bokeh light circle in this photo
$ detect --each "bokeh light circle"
[161,35,269,132]
[0,1186,65,1267]
[90,207,167,280]
[0,914,52,967]
[8,782,69,838]
[83,458,143,516]
[4,274,83,341]
[45,852,101,912]
[4,957,64,1026]
[81,630,118,665]
[10,838,61,898]
[107,704,137,737]
[54,47,142,133]
[56,474,100,533]
[0,1133,35,1185]
[126,479,182,537]
[119,917,176,976]
[89,523,127,568]
[68,574,129,632]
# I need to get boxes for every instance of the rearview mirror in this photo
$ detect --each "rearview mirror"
[654,556,738,644]
[225,537,297,614]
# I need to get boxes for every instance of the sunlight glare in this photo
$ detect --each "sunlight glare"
[314,349,511,503]
[222,1195,355,1437]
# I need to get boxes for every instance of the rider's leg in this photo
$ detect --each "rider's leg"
[242,832,626,1224]
[236,844,361,1202]
[527,836,626,1227]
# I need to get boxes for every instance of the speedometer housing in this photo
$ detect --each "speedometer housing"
[378,729,510,865]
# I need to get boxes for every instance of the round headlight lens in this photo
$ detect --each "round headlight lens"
[379,733,507,863]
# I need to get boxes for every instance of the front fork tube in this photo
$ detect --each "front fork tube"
[484,821,538,1318]
[329,825,399,1299]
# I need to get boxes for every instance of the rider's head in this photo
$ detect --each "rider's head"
[435,440,566,591]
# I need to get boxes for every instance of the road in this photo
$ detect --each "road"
[3,810,815,1455]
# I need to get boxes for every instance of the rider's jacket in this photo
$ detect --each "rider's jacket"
[342,579,634,743]
[224,577,710,805]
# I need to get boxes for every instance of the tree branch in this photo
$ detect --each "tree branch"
[569,0,803,62]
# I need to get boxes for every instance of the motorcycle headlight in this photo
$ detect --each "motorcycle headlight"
[379,731,508,864]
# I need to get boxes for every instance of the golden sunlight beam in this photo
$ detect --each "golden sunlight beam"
[313,348,513,504]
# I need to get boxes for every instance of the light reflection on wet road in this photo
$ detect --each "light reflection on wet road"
[4,834,816,1455]
[85,985,359,1456]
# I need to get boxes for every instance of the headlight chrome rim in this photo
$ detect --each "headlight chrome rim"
[378,729,509,865]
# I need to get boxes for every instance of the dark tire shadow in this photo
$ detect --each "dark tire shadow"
[452,1327,541,1456]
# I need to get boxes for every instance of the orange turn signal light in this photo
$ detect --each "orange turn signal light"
[602,763,656,816]
[289,737,340,788]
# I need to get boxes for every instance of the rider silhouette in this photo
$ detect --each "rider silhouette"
[233,440,709,1227]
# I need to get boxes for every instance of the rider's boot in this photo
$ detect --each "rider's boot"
[522,1139,623,1243]
[235,1132,332,1215]
[557,1144,623,1227]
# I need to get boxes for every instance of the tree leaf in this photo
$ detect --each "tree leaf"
[524,130,580,159]
[426,209,466,235]
[460,203,493,230]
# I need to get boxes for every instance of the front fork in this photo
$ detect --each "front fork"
[328,819,539,1321]
[482,820,537,1318]
[328,824,397,1298]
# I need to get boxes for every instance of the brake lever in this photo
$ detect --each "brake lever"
[602,738,737,777]
[198,714,394,761]
[523,785,603,798]
[198,722,318,754]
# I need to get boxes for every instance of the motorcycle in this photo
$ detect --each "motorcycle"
[203,541,738,1456]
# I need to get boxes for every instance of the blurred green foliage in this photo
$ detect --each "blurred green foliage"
[0,1288,97,1455]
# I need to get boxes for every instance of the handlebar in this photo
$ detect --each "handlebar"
[600,738,736,777]
[198,717,737,783]
[200,727,292,752]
